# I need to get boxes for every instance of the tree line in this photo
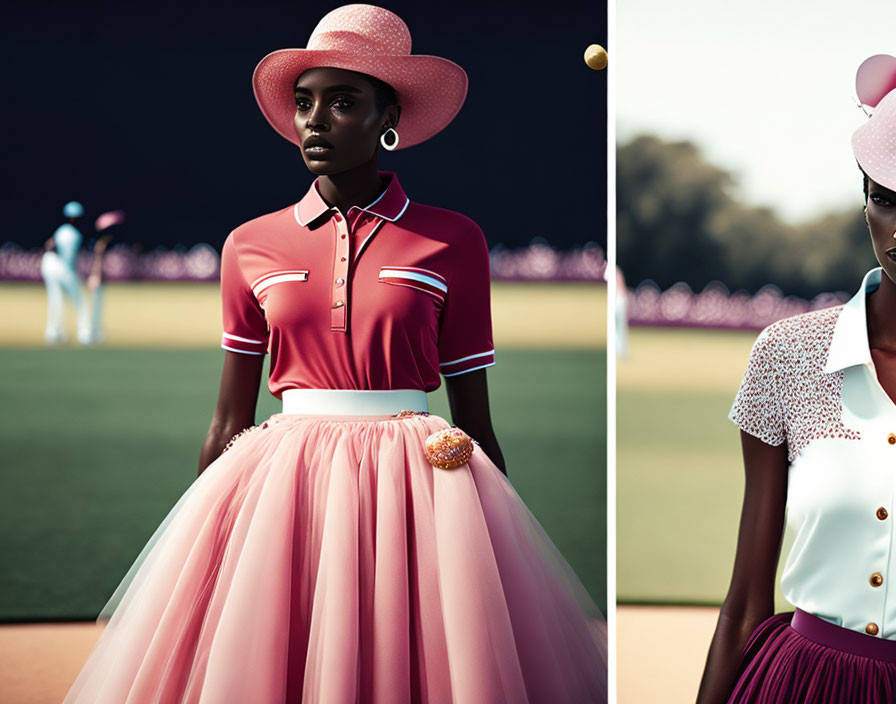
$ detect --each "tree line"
[617,134,877,298]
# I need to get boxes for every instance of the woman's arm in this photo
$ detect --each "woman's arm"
[88,235,112,288]
[444,368,506,476]
[197,350,265,476]
[695,430,789,704]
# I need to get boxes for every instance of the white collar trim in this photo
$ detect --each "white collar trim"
[824,267,881,373]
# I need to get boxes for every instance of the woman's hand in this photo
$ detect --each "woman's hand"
[695,430,789,704]
[444,368,506,476]
[198,350,265,476]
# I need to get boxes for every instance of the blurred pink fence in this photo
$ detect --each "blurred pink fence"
[0,243,221,282]
[0,240,607,283]
[627,280,850,331]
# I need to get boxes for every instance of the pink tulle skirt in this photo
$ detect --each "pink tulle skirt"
[63,411,607,703]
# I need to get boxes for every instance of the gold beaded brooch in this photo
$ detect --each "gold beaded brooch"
[423,427,475,469]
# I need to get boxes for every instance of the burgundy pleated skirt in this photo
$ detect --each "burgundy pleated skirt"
[728,609,896,703]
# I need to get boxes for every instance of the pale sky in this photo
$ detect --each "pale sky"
[617,0,896,223]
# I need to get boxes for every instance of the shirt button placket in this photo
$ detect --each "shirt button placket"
[879,434,896,637]
[330,212,350,333]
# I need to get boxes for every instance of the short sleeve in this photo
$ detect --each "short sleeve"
[437,222,496,377]
[220,233,269,355]
[728,324,786,446]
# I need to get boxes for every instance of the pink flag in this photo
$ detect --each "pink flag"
[95,210,125,231]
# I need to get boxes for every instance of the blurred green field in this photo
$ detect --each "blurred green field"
[617,326,794,609]
[0,344,606,622]
[1,280,606,621]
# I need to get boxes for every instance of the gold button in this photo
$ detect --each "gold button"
[866,622,880,636]
[878,507,889,520]
[871,572,884,587]
[888,433,896,445]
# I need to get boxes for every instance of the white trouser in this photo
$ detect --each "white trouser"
[88,285,105,342]
[41,252,91,344]
[281,388,429,415]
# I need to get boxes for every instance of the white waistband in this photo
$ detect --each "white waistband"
[281,389,429,415]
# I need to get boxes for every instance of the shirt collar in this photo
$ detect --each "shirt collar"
[824,267,882,373]
[294,170,410,227]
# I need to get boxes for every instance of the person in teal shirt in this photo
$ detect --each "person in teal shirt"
[40,201,91,344]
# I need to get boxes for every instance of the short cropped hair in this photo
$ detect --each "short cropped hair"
[363,74,399,118]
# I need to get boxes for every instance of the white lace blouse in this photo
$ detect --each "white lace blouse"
[730,267,896,639]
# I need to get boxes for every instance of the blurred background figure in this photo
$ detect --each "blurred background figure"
[40,200,91,344]
[615,264,629,357]
[86,210,126,344]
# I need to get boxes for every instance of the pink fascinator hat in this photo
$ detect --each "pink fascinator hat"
[252,3,468,150]
[852,54,896,190]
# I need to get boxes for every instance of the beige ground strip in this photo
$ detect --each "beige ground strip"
[617,326,757,394]
[0,606,717,703]
[0,281,606,349]
[617,605,719,703]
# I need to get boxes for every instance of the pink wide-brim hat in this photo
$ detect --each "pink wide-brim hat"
[252,3,468,151]
[852,54,896,190]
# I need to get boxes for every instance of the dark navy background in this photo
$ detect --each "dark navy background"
[3,0,607,251]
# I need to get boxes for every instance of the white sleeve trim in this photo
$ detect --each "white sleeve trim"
[221,344,266,356]
[439,349,495,367]
[222,332,267,344]
[441,360,497,377]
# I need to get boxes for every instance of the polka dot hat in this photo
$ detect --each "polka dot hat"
[852,54,896,191]
[252,4,469,151]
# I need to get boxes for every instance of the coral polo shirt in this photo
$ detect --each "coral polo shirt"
[220,170,496,398]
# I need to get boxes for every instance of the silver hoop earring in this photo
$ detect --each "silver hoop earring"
[380,127,399,151]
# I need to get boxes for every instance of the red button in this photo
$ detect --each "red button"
[341,257,346,261]
[341,234,346,239]
[333,213,342,222]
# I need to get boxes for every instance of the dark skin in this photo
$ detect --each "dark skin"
[87,234,113,290]
[696,174,896,703]
[864,176,896,402]
[199,66,506,477]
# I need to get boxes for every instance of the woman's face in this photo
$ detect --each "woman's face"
[866,175,896,284]
[293,66,398,175]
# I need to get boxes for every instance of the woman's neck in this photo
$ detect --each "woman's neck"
[866,270,896,352]
[316,161,386,215]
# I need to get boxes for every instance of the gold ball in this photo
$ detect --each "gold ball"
[585,44,608,71]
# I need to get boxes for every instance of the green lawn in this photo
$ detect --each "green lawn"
[617,327,794,609]
[0,347,606,621]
